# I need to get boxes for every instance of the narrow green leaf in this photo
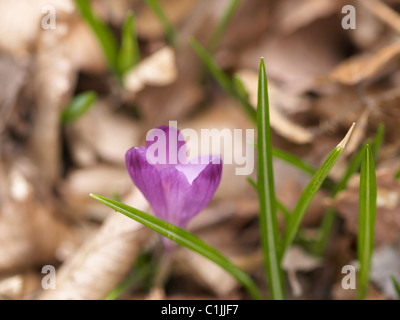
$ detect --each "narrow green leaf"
[233,74,250,101]
[390,275,400,299]
[247,177,291,223]
[190,38,257,123]
[190,38,235,95]
[272,148,316,176]
[314,123,383,256]
[207,0,241,53]
[90,194,262,300]
[257,58,285,300]
[118,12,140,76]
[371,123,384,160]
[105,252,154,300]
[74,0,118,73]
[61,91,97,124]
[281,123,355,257]
[395,169,400,180]
[145,0,177,46]
[357,144,377,300]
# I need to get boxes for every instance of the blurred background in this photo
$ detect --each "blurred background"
[0,0,400,300]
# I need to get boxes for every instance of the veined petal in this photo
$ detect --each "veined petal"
[125,146,168,220]
[145,126,188,170]
[176,154,222,184]
[159,167,191,226]
[180,155,223,225]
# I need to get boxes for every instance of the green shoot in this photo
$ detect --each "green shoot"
[357,144,377,300]
[257,58,285,300]
[281,123,355,257]
[207,0,241,53]
[144,0,177,46]
[118,12,140,76]
[61,91,97,124]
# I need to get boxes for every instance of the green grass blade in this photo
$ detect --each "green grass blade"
[371,123,384,160]
[281,123,355,257]
[207,0,241,53]
[257,58,285,300]
[118,12,140,76]
[190,38,235,95]
[105,252,154,300]
[390,275,400,299]
[90,194,262,300]
[61,91,97,124]
[395,169,400,180]
[333,144,366,196]
[145,0,177,46]
[246,177,290,223]
[190,38,257,123]
[74,0,118,73]
[357,144,377,300]
[272,148,316,176]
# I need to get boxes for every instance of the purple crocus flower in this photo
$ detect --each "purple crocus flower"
[125,126,222,241]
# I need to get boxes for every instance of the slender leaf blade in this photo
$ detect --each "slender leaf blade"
[145,0,177,46]
[90,194,262,300]
[190,38,257,123]
[272,148,316,176]
[207,0,241,53]
[357,144,377,300]
[390,275,400,299]
[281,123,355,256]
[74,0,118,73]
[118,12,140,75]
[257,58,285,300]
[61,91,97,124]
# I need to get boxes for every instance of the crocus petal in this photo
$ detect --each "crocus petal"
[125,146,168,220]
[180,155,223,226]
[158,167,191,226]
[175,154,220,184]
[145,126,187,170]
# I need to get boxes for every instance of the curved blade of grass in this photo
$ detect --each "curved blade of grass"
[257,58,285,300]
[390,275,400,299]
[118,12,140,76]
[61,91,97,124]
[357,144,377,300]
[145,0,177,46]
[247,177,290,223]
[90,193,262,300]
[105,252,154,300]
[314,123,384,256]
[190,38,257,123]
[74,0,118,73]
[207,0,241,53]
[272,148,316,176]
[371,123,384,160]
[281,123,355,257]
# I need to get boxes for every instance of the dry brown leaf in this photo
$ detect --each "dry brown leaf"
[60,165,133,220]
[358,0,400,33]
[124,47,177,94]
[326,41,400,85]
[0,0,74,59]
[0,164,79,274]
[282,245,322,297]
[66,99,142,167]
[174,248,238,297]
[38,189,151,300]
[237,69,313,144]
[275,0,342,34]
